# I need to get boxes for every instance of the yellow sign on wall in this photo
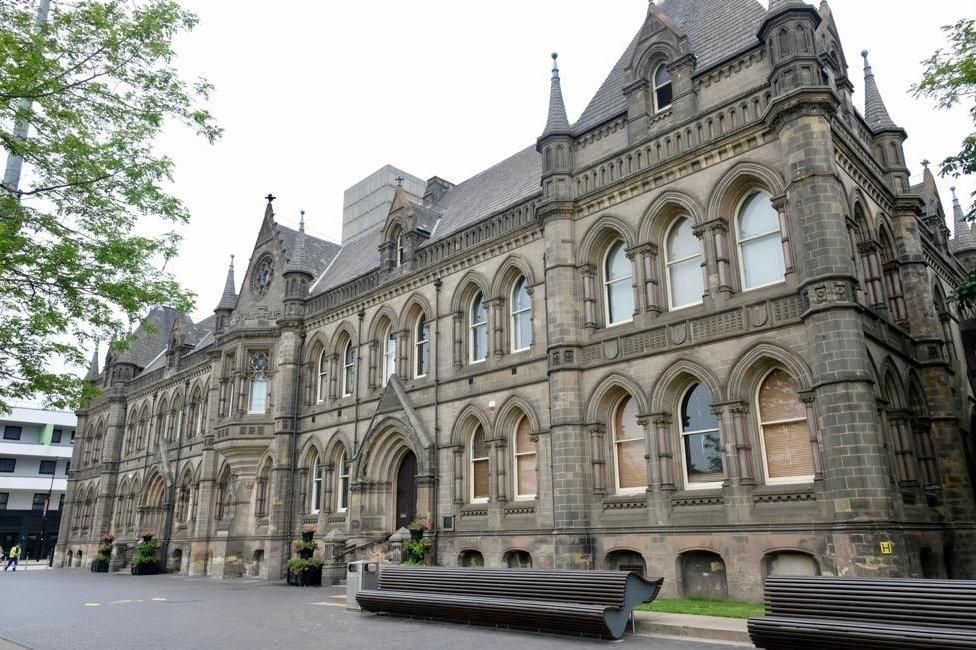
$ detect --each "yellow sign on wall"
[880,541,894,555]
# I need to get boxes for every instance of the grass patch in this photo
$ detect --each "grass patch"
[636,597,765,619]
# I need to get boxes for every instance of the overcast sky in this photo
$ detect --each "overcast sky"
[146,0,976,325]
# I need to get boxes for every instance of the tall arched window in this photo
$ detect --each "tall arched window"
[248,352,269,413]
[469,291,488,363]
[680,384,723,489]
[757,369,815,484]
[612,395,647,493]
[336,450,350,512]
[341,341,355,397]
[737,190,785,290]
[415,317,430,378]
[604,240,634,326]
[666,217,703,309]
[511,276,532,352]
[186,390,200,440]
[653,63,673,113]
[383,325,397,386]
[154,400,167,448]
[470,424,489,503]
[513,415,537,499]
[255,462,271,518]
[317,349,328,402]
[310,454,323,514]
[390,225,405,267]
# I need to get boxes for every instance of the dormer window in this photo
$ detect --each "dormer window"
[653,63,673,113]
[389,226,405,267]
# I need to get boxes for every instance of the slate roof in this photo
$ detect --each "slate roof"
[311,145,542,294]
[277,223,341,280]
[861,50,900,133]
[115,306,184,368]
[573,0,768,134]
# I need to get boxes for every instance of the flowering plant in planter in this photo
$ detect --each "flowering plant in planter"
[100,532,116,544]
[301,523,317,534]
[407,518,432,532]
[130,532,161,575]
[92,532,115,572]
[286,529,323,587]
[293,539,318,554]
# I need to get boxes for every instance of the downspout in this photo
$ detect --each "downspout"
[286,330,307,557]
[433,278,442,561]
[541,254,557,525]
[354,309,364,448]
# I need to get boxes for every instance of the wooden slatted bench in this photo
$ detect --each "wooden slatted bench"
[748,575,976,649]
[356,566,664,639]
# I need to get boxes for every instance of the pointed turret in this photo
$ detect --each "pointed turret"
[541,53,571,138]
[951,186,976,254]
[216,255,237,311]
[285,211,314,276]
[84,341,100,382]
[861,50,899,133]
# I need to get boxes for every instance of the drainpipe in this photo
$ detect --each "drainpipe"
[433,278,442,562]
[286,330,307,564]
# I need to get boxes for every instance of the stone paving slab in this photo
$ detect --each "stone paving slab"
[0,570,750,650]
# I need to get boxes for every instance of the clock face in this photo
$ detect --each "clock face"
[251,254,274,298]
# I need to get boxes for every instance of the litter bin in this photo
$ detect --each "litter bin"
[346,560,379,610]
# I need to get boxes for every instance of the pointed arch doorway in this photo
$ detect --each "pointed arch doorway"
[395,450,417,531]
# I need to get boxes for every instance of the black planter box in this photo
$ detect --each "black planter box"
[91,558,109,573]
[287,565,322,587]
[131,562,161,576]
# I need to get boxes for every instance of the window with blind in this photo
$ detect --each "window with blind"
[513,415,537,499]
[612,395,647,493]
[757,369,815,484]
[470,425,490,502]
[680,384,724,488]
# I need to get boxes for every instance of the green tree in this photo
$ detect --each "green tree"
[913,19,976,304]
[0,0,220,412]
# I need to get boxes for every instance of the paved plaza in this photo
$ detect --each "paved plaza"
[0,570,744,650]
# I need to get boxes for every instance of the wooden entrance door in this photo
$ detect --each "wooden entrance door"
[395,450,417,530]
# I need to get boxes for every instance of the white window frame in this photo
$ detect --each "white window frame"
[653,62,673,114]
[382,325,396,387]
[396,233,404,266]
[603,239,634,327]
[513,415,537,500]
[510,276,532,353]
[469,290,488,364]
[317,349,328,402]
[336,450,349,512]
[310,458,323,514]
[755,368,815,486]
[612,395,645,495]
[414,317,430,379]
[678,384,723,491]
[665,216,704,311]
[735,190,787,292]
[341,341,355,398]
[469,425,490,504]
[248,375,268,414]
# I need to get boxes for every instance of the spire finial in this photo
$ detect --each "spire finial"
[540,51,570,139]
[395,175,404,187]
[922,159,930,169]
[299,210,305,232]
[85,341,101,381]
[263,193,276,221]
[265,193,276,204]
[229,253,235,270]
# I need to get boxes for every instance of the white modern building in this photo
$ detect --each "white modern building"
[0,406,75,560]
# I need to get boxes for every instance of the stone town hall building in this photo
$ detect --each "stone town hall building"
[56,0,976,600]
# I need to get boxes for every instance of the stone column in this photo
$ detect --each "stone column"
[711,221,734,295]
[367,339,377,390]
[452,312,463,367]
[625,247,644,315]
[653,413,675,492]
[798,391,824,482]
[491,297,506,359]
[730,403,755,486]
[773,196,795,275]
[637,244,661,315]
[588,425,606,495]
[581,265,597,330]
[452,446,464,506]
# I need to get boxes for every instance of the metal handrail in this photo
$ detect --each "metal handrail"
[332,533,392,561]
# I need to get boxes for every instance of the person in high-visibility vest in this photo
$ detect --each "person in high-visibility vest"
[4,544,21,571]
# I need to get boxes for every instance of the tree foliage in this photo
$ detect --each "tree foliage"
[0,0,220,412]
[913,19,976,304]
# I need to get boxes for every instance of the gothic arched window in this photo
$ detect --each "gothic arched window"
[757,369,815,484]
[336,450,350,512]
[612,395,646,494]
[666,216,703,309]
[653,63,673,113]
[679,384,723,489]
[510,276,532,352]
[470,424,489,503]
[604,239,634,326]
[248,353,269,413]
[317,349,328,402]
[513,415,537,500]
[415,316,430,378]
[469,291,489,363]
[737,190,785,290]
[382,325,397,386]
[341,341,355,397]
